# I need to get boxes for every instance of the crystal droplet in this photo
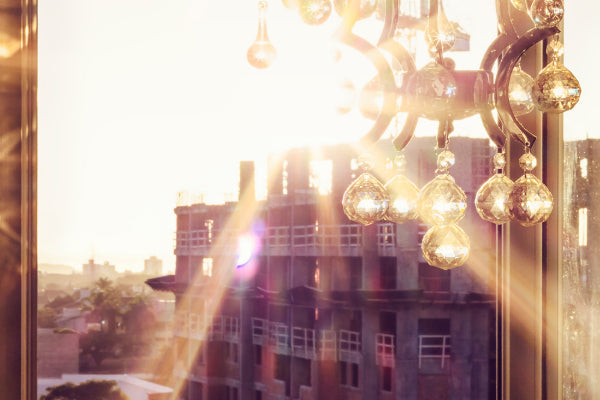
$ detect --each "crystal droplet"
[509,64,535,116]
[519,152,537,171]
[547,37,564,60]
[425,0,456,53]
[357,153,375,171]
[247,1,277,69]
[437,150,455,171]
[333,77,356,114]
[342,172,389,225]
[299,0,332,25]
[475,174,514,224]
[529,0,564,28]
[384,174,420,224]
[511,0,528,11]
[493,152,507,170]
[532,60,581,113]
[282,0,300,9]
[417,174,467,225]
[422,224,470,270]
[507,174,553,226]
[333,0,377,19]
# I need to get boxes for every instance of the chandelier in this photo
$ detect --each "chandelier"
[246,0,580,269]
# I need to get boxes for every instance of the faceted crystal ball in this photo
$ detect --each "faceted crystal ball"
[299,0,332,25]
[384,174,420,224]
[511,0,528,11]
[422,224,470,270]
[408,62,457,119]
[417,174,467,225]
[529,0,564,28]
[475,174,514,225]
[532,60,581,113]
[509,65,535,116]
[342,172,389,225]
[507,174,554,226]
[333,0,377,19]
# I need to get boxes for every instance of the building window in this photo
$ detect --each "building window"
[226,342,238,364]
[255,390,262,400]
[381,366,392,392]
[418,263,450,292]
[227,386,238,400]
[309,159,333,195]
[255,344,262,366]
[339,361,359,388]
[418,319,451,368]
[380,258,397,290]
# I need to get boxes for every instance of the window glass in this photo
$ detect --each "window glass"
[563,2,600,398]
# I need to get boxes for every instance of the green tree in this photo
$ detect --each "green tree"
[79,330,119,366]
[81,278,124,334]
[38,307,59,328]
[40,379,129,400]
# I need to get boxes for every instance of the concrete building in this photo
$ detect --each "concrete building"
[82,259,117,281]
[149,137,496,400]
[145,256,164,276]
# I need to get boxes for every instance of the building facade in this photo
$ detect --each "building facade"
[150,137,497,400]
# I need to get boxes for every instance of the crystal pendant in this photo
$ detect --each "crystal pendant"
[385,174,420,224]
[511,0,528,11]
[417,174,467,225]
[422,224,470,270]
[532,39,581,113]
[475,174,514,224]
[509,64,535,116]
[247,1,277,69]
[342,172,389,226]
[333,0,377,20]
[507,173,553,226]
[424,0,456,53]
[529,0,564,28]
[299,0,332,25]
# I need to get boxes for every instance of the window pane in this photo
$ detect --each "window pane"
[563,2,600,398]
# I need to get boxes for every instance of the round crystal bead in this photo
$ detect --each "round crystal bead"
[532,60,581,113]
[509,65,535,116]
[384,174,420,224]
[417,174,467,225]
[357,154,375,171]
[529,0,564,28]
[511,0,528,11]
[299,0,332,25]
[437,150,455,171]
[507,174,554,226]
[475,173,514,224]
[493,153,507,170]
[421,224,470,270]
[519,152,537,171]
[342,172,389,225]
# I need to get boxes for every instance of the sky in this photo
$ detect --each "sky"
[37,0,597,273]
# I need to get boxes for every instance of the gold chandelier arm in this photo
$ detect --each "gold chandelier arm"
[496,26,559,147]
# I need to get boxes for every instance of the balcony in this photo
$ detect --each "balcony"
[375,333,395,367]
[293,225,362,257]
[338,330,362,364]
[291,327,316,360]
[269,322,291,355]
[252,318,268,345]
[319,329,337,361]
[418,335,451,368]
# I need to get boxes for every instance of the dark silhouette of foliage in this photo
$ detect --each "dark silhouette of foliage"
[40,379,129,400]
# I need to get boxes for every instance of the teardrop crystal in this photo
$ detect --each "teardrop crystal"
[509,65,535,116]
[422,224,470,270]
[532,60,581,113]
[417,174,467,225]
[247,1,277,69]
[384,174,420,224]
[507,174,554,226]
[342,172,389,225]
[475,174,514,225]
[333,0,377,19]
[425,0,456,53]
[529,0,564,28]
[299,0,332,25]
